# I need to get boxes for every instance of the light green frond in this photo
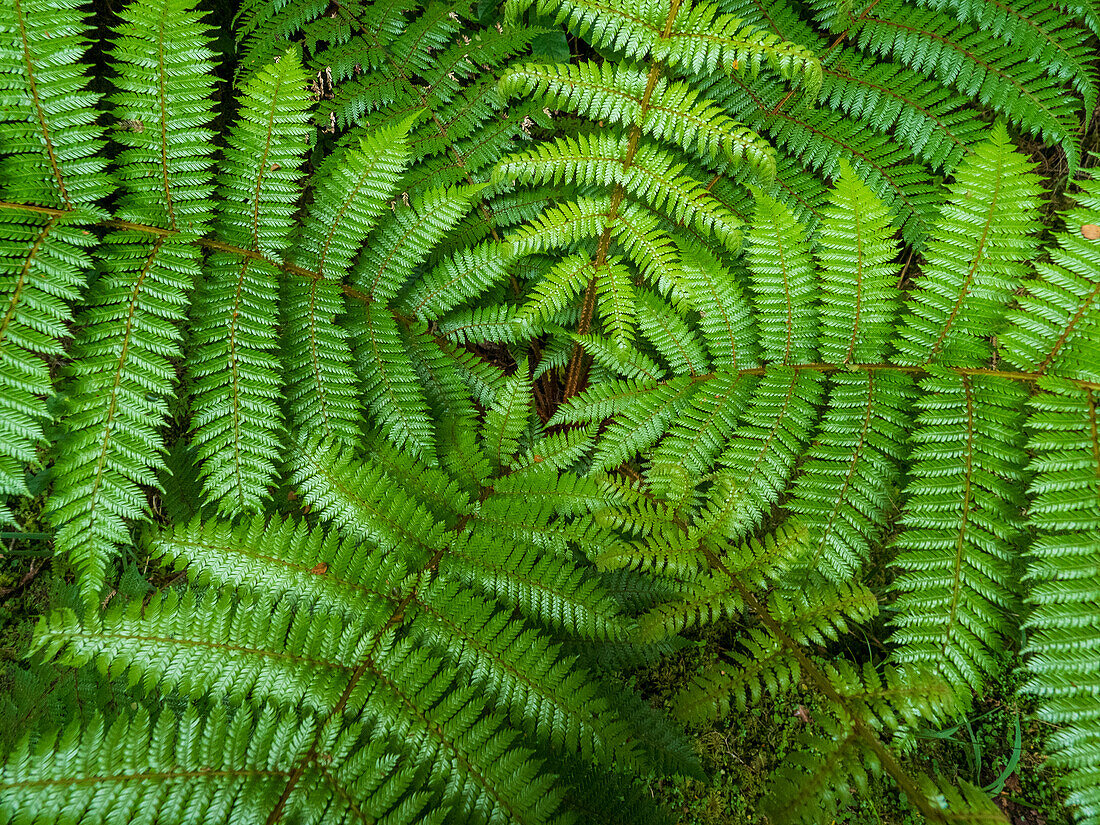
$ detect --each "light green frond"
[672,6,819,84]
[1021,378,1100,825]
[107,0,216,232]
[359,183,487,307]
[815,162,901,365]
[347,301,435,459]
[746,190,817,364]
[513,424,598,473]
[494,132,742,251]
[481,360,533,472]
[889,371,1029,697]
[1000,166,1100,381]
[575,329,666,381]
[413,578,645,770]
[33,592,364,712]
[0,705,430,825]
[636,288,709,375]
[788,370,914,583]
[591,374,701,471]
[893,123,1044,367]
[636,568,743,641]
[147,514,410,617]
[403,237,511,321]
[595,256,639,348]
[646,371,756,496]
[188,50,312,514]
[0,0,107,213]
[670,629,797,725]
[283,120,416,440]
[833,0,1086,172]
[288,436,450,567]
[705,367,824,539]
[0,211,96,521]
[47,0,218,600]
[674,244,758,370]
[518,253,603,331]
[505,197,611,258]
[445,530,631,641]
[500,60,777,175]
[768,578,878,647]
[610,200,685,287]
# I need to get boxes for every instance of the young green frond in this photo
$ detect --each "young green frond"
[705,367,823,539]
[283,120,417,441]
[481,359,533,471]
[495,132,743,251]
[500,60,777,175]
[675,243,758,369]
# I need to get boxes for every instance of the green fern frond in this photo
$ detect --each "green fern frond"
[47,0,216,603]
[675,243,758,369]
[289,435,448,565]
[889,371,1029,697]
[815,162,901,365]
[708,69,943,245]
[916,0,1098,117]
[826,0,1088,171]
[579,325,668,381]
[188,49,312,514]
[1020,378,1100,825]
[746,190,816,364]
[0,0,104,521]
[445,526,632,640]
[494,132,743,251]
[403,237,511,321]
[0,0,107,213]
[1001,166,1100,381]
[670,629,797,725]
[788,370,914,582]
[893,122,1043,367]
[0,704,434,825]
[283,118,417,441]
[637,568,743,641]
[500,60,777,175]
[481,359,533,471]
[646,371,756,496]
[768,578,878,647]
[705,367,824,539]
[413,577,645,770]
[590,374,701,471]
[636,287,709,375]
